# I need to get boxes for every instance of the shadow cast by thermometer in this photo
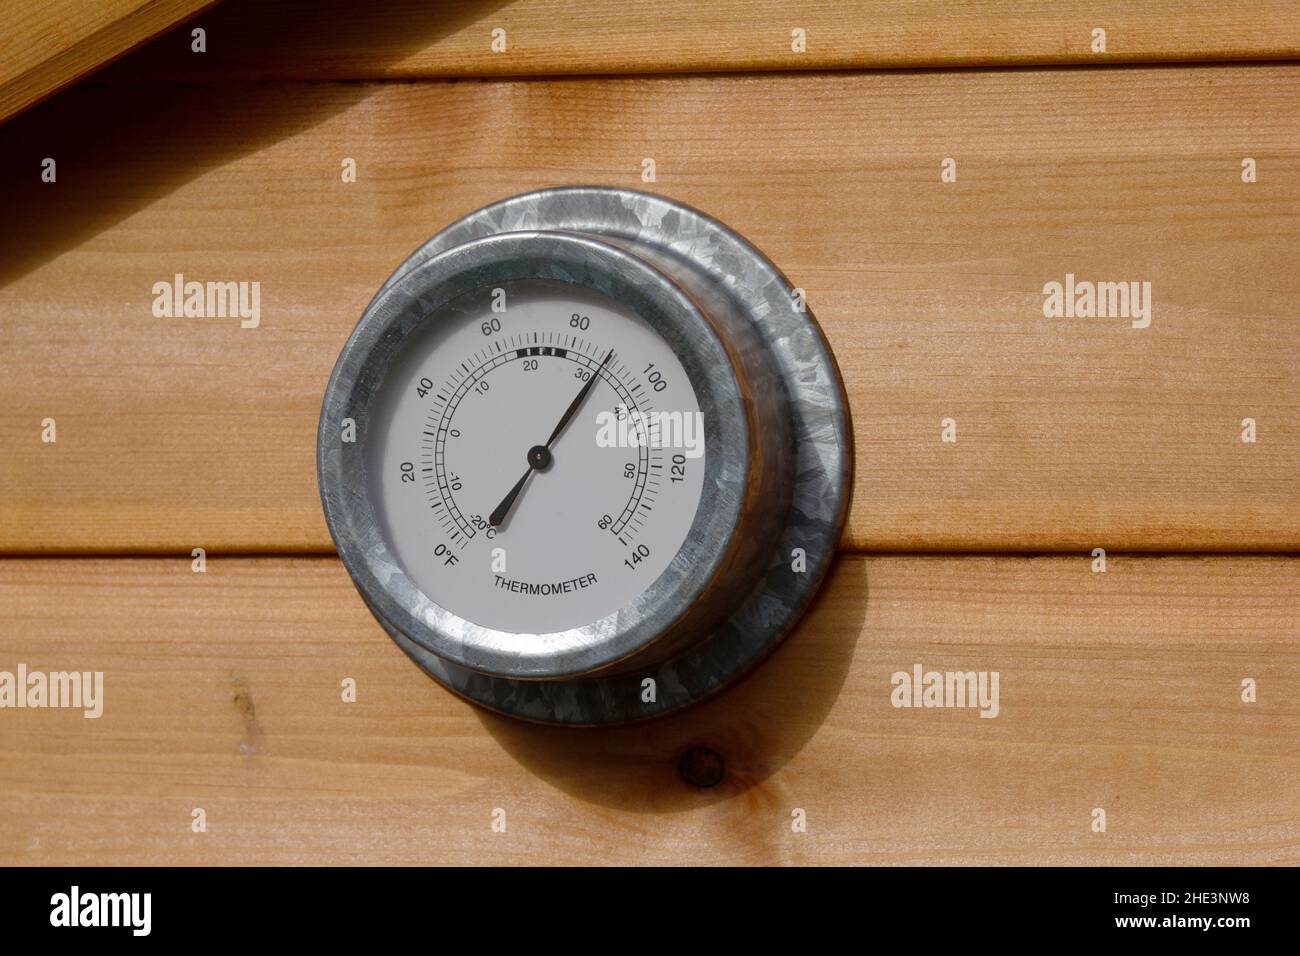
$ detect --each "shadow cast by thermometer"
[470,555,867,812]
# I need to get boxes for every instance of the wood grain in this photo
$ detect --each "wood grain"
[0,0,219,125]
[0,554,1294,865]
[100,0,1300,83]
[2,66,1296,554]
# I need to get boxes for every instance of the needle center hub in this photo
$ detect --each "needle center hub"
[527,445,552,470]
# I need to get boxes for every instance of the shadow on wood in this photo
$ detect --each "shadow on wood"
[0,0,512,286]
[471,555,868,812]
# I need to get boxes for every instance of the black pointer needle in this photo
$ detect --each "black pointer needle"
[488,465,534,528]
[545,348,615,448]
[487,349,614,528]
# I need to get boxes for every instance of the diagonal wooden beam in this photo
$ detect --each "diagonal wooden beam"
[0,0,221,125]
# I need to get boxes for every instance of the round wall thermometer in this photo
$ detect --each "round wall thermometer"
[318,187,851,724]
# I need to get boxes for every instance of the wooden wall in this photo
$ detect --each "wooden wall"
[1,0,1297,864]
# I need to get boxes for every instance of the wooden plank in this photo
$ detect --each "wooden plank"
[0,0,219,125]
[1,66,1297,554]
[0,554,1295,865]
[101,0,1300,82]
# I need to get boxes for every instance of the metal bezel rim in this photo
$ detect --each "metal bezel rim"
[318,230,750,679]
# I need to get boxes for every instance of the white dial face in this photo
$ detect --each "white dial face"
[368,280,707,634]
